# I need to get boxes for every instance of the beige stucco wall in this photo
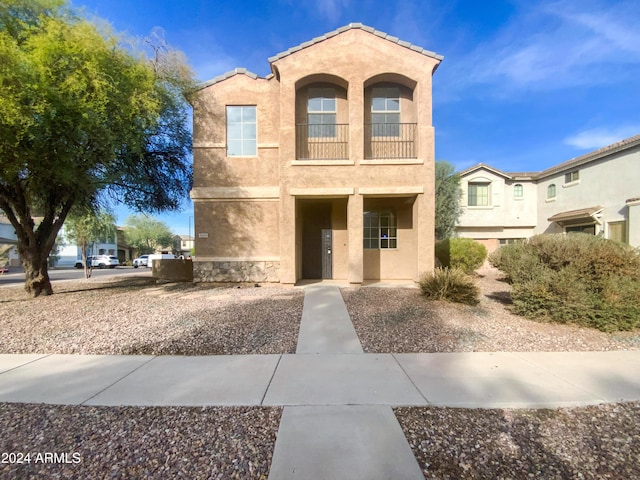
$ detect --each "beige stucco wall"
[191,27,441,283]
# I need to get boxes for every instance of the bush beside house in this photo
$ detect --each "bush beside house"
[435,237,487,274]
[418,267,480,305]
[489,234,640,332]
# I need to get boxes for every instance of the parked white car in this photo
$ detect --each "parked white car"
[132,255,150,268]
[75,255,119,269]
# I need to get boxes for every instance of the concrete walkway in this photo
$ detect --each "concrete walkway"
[1,286,640,479]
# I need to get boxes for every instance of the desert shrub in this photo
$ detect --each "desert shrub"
[490,233,640,332]
[435,238,487,274]
[419,267,480,305]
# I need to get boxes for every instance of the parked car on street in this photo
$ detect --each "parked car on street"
[74,255,119,269]
[133,255,150,268]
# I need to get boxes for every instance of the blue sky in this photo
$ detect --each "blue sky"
[73,0,640,234]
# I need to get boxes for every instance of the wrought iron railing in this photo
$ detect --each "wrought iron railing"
[296,123,349,160]
[364,123,417,159]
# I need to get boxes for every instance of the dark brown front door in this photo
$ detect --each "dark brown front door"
[301,203,332,279]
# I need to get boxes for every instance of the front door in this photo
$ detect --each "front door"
[301,203,332,279]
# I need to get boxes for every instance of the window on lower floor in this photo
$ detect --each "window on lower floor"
[364,209,397,249]
[608,221,627,243]
[468,182,490,206]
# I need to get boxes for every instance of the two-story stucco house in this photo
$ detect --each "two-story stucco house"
[457,134,640,251]
[190,24,443,285]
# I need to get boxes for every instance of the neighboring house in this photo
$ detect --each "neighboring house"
[117,227,134,265]
[0,215,20,267]
[56,225,118,267]
[173,235,194,256]
[457,134,640,251]
[190,23,443,284]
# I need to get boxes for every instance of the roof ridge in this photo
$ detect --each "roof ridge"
[198,67,273,90]
[267,23,444,64]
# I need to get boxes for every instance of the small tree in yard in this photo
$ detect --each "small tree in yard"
[65,210,116,278]
[435,160,463,241]
[0,0,194,296]
[124,215,173,256]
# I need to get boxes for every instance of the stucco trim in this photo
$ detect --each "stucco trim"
[291,160,355,166]
[289,187,355,196]
[193,142,226,149]
[190,187,280,199]
[360,159,424,165]
[195,256,280,262]
[359,186,424,195]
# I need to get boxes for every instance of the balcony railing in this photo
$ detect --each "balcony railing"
[365,123,417,159]
[296,123,349,160]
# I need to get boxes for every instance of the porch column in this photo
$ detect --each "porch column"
[280,193,296,285]
[348,192,363,284]
[414,193,434,280]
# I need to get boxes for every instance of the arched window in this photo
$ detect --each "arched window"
[514,184,523,198]
[547,184,556,199]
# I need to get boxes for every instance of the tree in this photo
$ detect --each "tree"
[64,209,116,278]
[0,0,194,296]
[435,160,463,241]
[124,215,173,256]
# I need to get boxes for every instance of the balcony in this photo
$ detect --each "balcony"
[365,123,416,159]
[296,123,349,160]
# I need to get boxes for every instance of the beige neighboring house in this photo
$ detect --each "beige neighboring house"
[0,214,20,267]
[190,23,443,284]
[457,134,640,251]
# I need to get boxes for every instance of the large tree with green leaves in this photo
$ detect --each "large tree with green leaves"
[0,0,194,296]
[435,160,463,241]
[124,214,173,256]
[64,209,116,278]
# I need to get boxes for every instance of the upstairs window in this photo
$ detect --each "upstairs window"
[565,170,579,184]
[547,184,557,199]
[371,87,400,136]
[514,184,524,198]
[227,106,256,156]
[364,209,397,249]
[307,88,336,137]
[468,182,490,206]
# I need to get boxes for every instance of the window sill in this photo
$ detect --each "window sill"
[360,158,423,165]
[563,180,580,188]
[466,206,493,210]
[546,197,556,203]
[291,160,354,166]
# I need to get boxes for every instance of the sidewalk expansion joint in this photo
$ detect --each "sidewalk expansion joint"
[391,353,431,405]
[0,353,53,376]
[261,354,283,406]
[80,355,158,406]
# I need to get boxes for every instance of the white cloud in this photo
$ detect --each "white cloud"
[564,125,640,149]
[447,0,640,92]
[315,0,350,22]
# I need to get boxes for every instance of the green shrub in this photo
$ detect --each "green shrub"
[435,238,487,274]
[489,233,640,332]
[419,267,480,305]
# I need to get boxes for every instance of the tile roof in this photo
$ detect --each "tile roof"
[267,23,444,65]
[547,206,603,223]
[198,68,271,90]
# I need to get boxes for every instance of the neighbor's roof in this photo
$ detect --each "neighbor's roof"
[198,23,444,90]
[459,133,640,181]
[547,206,603,223]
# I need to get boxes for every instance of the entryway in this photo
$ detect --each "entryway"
[299,202,333,279]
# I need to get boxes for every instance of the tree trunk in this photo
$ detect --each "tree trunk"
[22,248,53,297]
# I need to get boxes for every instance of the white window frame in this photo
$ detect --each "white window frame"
[468,182,490,207]
[307,87,336,138]
[513,184,524,198]
[371,87,400,137]
[226,106,257,157]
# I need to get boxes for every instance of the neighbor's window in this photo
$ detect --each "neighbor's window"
[227,106,257,156]
[547,184,556,199]
[371,87,400,136]
[564,170,579,184]
[307,88,336,137]
[468,182,490,206]
[364,209,397,249]
[514,184,524,198]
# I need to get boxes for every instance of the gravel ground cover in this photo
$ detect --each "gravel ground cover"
[0,276,303,355]
[396,401,640,479]
[343,266,640,352]
[0,403,280,479]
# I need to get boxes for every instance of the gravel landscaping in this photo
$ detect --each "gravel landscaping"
[0,403,280,479]
[343,266,640,352]
[396,401,640,479]
[0,276,303,355]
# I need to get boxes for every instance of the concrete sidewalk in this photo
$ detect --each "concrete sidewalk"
[1,351,639,408]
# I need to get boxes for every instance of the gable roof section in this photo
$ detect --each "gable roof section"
[198,67,273,90]
[268,23,444,67]
[458,133,640,182]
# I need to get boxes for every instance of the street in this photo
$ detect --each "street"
[0,266,151,287]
